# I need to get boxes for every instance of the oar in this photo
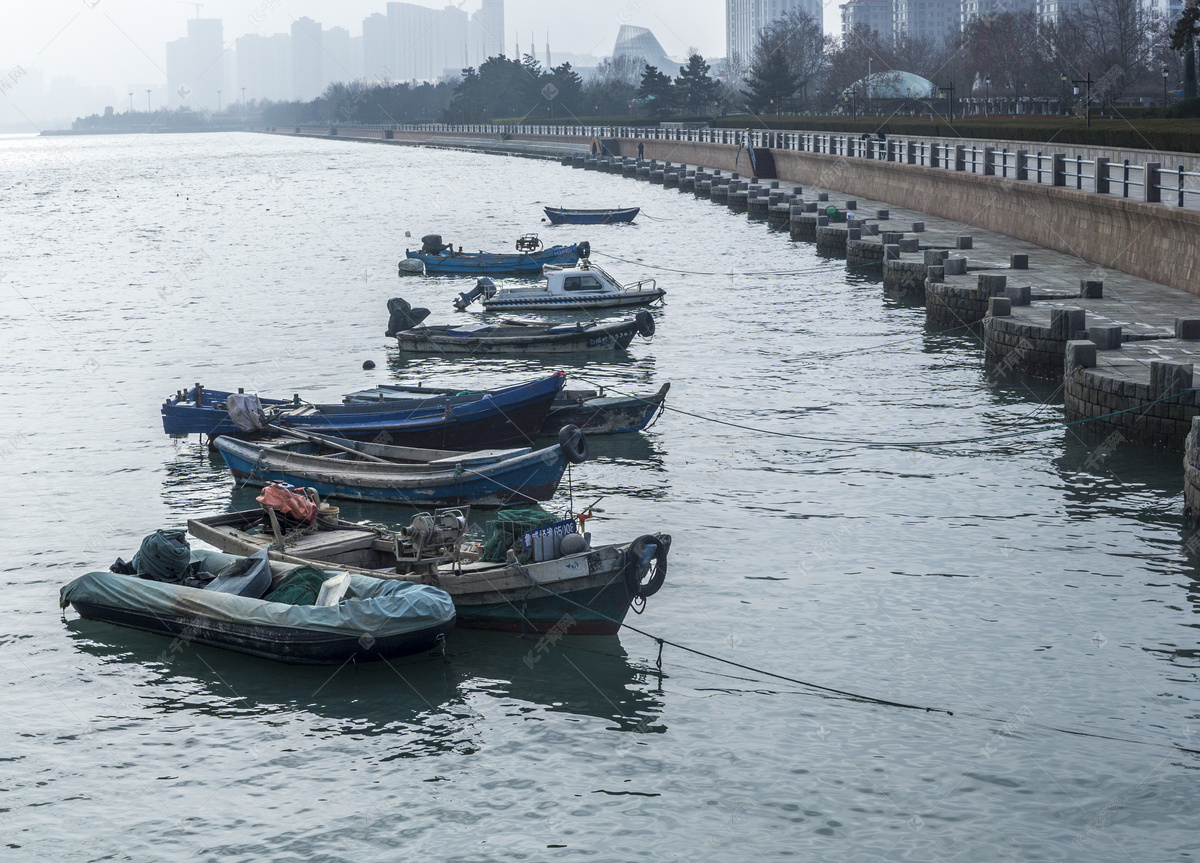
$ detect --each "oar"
[268,425,391,464]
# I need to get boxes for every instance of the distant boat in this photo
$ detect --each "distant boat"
[544,206,639,225]
[212,425,587,506]
[399,233,584,276]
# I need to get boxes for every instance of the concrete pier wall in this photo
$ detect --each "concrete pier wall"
[610,138,1200,296]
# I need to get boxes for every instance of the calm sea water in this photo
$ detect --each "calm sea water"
[1,131,1197,862]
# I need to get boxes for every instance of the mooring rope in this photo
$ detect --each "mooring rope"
[577,377,1200,449]
[515,581,1200,756]
[591,249,885,277]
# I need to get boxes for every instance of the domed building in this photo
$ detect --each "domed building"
[843,71,938,101]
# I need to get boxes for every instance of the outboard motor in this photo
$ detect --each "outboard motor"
[421,234,448,254]
[385,298,431,336]
[453,277,497,311]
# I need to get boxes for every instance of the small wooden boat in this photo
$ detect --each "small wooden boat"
[188,506,671,634]
[212,425,589,506]
[161,374,563,445]
[452,257,664,313]
[399,234,584,276]
[60,547,456,665]
[344,382,671,436]
[544,206,639,225]
[388,303,656,354]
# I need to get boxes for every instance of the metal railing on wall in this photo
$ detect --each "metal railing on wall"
[296,121,1200,210]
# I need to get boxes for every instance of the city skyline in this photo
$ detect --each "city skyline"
[1,0,739,109]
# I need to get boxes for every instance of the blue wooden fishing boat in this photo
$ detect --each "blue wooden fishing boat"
[544,206,640,225]
[399,234,584,276]
[212,424,589,506]
[344,382,671,436]
[161,374,564,447]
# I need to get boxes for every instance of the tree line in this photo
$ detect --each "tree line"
[253,0,1200,127]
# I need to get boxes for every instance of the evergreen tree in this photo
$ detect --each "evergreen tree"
[636,64,675,116]
[745,41,798,114]
[1171,0,1200,99]
[674,54,720,113]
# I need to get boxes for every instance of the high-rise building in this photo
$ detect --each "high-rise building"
[363,13,391,80]
[291,17,324,100]
[323,26,354,87]
[726,0,823,67]
[236,33,292,102]
[386,2,470,82]
[841,0,894,40]
[962,0,1035,27]
[469,0,505,66]
[165,18,226,111]
[893,0,959,44]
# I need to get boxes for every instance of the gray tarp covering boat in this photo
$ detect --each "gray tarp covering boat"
[61,549,456,665]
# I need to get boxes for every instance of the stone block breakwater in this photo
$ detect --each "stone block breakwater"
[259,126,1200,523]
[568,149,1200,524]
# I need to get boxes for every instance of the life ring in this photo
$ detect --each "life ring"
[635,310,656,338]
[558,424,589,464]
[623,534,670,600]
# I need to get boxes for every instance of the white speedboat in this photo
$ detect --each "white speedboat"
[453,250,665,313]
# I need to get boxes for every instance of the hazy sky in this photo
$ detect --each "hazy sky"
[2,0,846,92]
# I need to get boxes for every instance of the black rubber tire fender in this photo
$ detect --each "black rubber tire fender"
[558,424,589,464]
[635,310,655,338]
[623,534,670,600]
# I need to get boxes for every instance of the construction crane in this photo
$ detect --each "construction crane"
[178,2,203,18]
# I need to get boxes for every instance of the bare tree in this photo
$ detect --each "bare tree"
[760,11,831,109]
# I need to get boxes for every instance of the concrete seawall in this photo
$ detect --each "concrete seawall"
[620,137,1200,296]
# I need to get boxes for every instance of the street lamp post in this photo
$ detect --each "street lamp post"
[939,85,955,120]
[1072,72,1093,127]
[1163,65,1170,107]
[128,91,133,113]
[867,57,872,113]
[1060,73,1067,115]
[146,89,151,113]
[984,75,991,117]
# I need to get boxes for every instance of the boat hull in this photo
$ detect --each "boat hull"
[68,600,454,665]
[480,290,665,312]
[543,391,667,435]
[214,438,570,506]
[405,244,580,276]
[60,562,458,665]
[395,322,639,354]
[162,375,562,444]
[543,207,639,225]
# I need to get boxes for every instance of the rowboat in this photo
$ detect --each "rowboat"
[389,303,656,355]
[212,424,589,506]
[452,257,664,313]
[400,239,583,276]
[344,382,671,436]
[161,374,564,446]
[187,505,671,635]
[60,546,456,665]
[544,206,640,225]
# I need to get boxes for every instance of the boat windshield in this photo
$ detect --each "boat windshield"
[562,273,605,292]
